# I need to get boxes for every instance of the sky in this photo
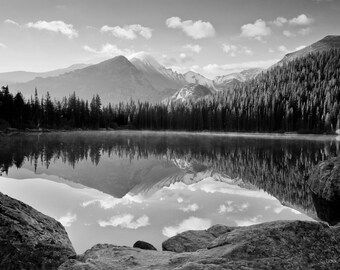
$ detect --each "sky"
[0,0,339,78]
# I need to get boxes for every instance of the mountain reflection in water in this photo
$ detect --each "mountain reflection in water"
[0,131,339,251]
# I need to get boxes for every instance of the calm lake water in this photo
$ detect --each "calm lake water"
[0,131,339,253]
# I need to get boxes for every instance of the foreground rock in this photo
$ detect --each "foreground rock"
[133,240,157,251]
[162,224,235,252]
[0,192,76,270]
[309,157,340,225]
[59,220,340,270]
[309,157,340,201]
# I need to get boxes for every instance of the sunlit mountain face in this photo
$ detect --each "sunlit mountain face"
[0,131,339,252]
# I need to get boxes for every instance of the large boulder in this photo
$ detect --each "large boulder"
[309,157,340,201]
[59,220,340,270]
[0,192,76,270]
[162,224,234,252]
[308,157,340,225]
[133,240,157,251]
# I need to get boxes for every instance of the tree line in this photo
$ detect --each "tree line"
[0,49,340,133]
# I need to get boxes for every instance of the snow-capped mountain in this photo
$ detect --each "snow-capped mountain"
[130,53,186,95]
[163,83,214,104]
[184,71,217,91]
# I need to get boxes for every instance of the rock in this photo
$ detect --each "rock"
[60,220,340,269]
[162,225,234,253]
[309,157,340,201]
[133,240,157,251]
[0,192,76,270]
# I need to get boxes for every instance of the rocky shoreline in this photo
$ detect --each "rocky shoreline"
[0,191,339,270]
[1,157,340,269]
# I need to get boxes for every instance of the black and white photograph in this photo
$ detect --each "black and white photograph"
[0,0,340,269]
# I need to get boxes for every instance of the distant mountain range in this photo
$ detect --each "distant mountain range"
[2,35,339,104]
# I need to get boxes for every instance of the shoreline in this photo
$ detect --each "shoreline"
[1,128,339,141]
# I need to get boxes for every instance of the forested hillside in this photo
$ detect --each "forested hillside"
[1,49,339,133]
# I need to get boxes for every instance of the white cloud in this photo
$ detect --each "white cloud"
[166,17,215,39]
[272,17,288,27]
[240,19,271,42]
[179,203,199,212]
[235,215,262,226]
[162,217,212,237]
[100,24,153,39]
[177,197,184,203]
[283,30,295,37]
[183,44,202,53]
[298,27,311,36]
[278,45,290,53]
[4,19,19,26]
[98,214,150,229]
[58,212,77,227]
[26,20,78,39]
[222,44,238,56]
[0,43,6,49]
[289,14,314,25]
[222,44,253,56]
[295,45,306,51]
[82,193,143,209]
[203,59,278,76]
[218,201,249,214]
[268,48,275,53]
[83,43,135,58]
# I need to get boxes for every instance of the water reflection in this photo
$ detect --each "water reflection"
[0,131,339,251]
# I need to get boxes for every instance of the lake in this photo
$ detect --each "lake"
[0,131,338,253]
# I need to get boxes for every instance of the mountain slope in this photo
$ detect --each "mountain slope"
[130,53,186,96]
[10,56,162,103]
[277,35,340,65]
[184,71,217,90]
[163,83,214,104]
[0,63,89,85]
[214,68,263,90]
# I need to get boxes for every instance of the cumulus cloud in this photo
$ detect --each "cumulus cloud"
[283,30,295,37]
[218,201,249,214]
[162,217,212,237]
[82,193,143,209]
[289,14,314,25]
[0,43,6,48]
[82,43,135,58]
[179,203,199,212]
[240,19,271,41]
[222,44,253,57]
[4,19,19,26]
[100,24,153,39]
[183,44,202,53]
[177,197,184,203]
[222,44,238,56]
[272,17,288,27]
[166,17,215,39]
[98,214,150,229]
[58,212,77,227]
[26,20,78,39]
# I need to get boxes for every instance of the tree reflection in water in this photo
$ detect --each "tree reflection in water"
[0,131,339,224]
